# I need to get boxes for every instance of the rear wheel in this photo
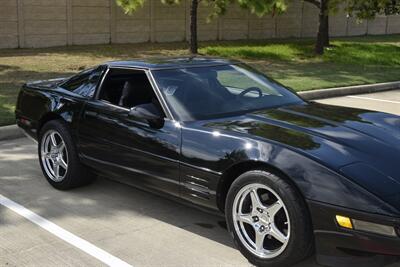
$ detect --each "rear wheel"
[38,120,95,190]
[225,170,313,267]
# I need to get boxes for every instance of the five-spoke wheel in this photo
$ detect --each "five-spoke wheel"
[233,183,290,258]
[41,130,68,182]
[38,120,95,190]
[226,170,313,267]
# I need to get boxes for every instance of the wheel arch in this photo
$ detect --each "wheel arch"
[216,160,307,214]
[37,112,65,137]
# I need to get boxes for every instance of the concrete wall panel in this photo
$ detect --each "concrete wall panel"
[72,7,110,20]
[220,4,248,40]
[387,15,400,34]
[73,19,109,34]
[198,30,218,41]
[25,20,67,34]
[73,33,110,44]
[23,6,67,20]
[25,34,67,47]
[116,5,149,19]
[367,16,387,35]
[329,8,348,37]
[301,2,318,37]
[276,2,303,38]
[70,0,110,45]
[2,0,18,6]
[154,19,185,32]
[23,0,66,6]
[0,5,18,21]
[115,32,150,43]
[72,0,109,7]
[248,17,275,39]
[0,0,399,49]
[155,31,185,42]
[0,35,18,48]
[197,5,218,41]
[0,21,18,35]
[153,1,185,42]
[223,5,247,19]
[114,0,150,43]
[347,17,367,36]
[116,20,150,33]
[0,0,18,49]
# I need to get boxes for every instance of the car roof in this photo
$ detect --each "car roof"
[105,56,240,70]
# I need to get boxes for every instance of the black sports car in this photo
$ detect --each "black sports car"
[15,57,400,267]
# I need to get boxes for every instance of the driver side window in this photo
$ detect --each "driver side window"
[98,68,165,116]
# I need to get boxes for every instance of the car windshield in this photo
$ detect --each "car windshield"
[152,64,303,121]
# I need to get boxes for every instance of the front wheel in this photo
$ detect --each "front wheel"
[38,120,95,190]
[225,170,313,267]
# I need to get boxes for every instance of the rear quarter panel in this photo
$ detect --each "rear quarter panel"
[15,85,85,140]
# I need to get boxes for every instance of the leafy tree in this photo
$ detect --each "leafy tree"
[237,0,333,54]
[313,0,400,53]
[240,0,399,55]
[116,0,234,54]
[236,0,288,16]
[345,0,400,19]
[116,0,399,55]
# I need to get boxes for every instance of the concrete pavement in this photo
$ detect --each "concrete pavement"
[317,89,400,115]
[1,89,399,267]
[0,138,321,267]
[0,138,254,267]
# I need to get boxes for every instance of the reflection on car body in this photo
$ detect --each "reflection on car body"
[16,57,400,267]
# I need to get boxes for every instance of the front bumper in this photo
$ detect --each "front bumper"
[308,200,400,267]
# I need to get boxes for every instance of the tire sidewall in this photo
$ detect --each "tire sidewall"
[38,120,81,189]
[225,170,312,267]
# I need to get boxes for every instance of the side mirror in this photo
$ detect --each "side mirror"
[129,103,163,121]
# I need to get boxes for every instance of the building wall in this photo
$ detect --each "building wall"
[0,0,19,48]
[0,0,399,49]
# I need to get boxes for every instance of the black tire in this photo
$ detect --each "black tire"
[225,170,313,267]
[38,120,95,190]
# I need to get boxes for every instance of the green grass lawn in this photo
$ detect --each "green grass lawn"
[1,35,400,126]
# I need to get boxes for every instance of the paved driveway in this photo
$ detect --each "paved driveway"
[0,89,399,267]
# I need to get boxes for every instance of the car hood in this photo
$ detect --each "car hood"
[203,102,400,199]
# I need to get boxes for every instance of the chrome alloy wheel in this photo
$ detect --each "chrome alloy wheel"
[232,183,290,259]
[40,130,68,182]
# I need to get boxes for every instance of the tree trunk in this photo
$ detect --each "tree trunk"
[315,0,329,55]
[322,14,330,47]
[189,0,198,54]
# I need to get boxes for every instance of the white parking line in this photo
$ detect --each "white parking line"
[0,194,132,267]
[347,95,400,104]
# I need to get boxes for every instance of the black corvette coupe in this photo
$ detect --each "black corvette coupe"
[16,57,400,267]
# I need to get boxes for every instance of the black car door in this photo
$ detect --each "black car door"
[77,67,181,197]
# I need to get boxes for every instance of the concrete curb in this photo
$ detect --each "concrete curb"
[299,81,400,100]
[0,81,399,141]
[0,125,24,141]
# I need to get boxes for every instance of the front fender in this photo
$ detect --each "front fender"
[180,126,399,216]
[252,145,399,216]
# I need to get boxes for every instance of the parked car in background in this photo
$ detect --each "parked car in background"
[16,57,400,267]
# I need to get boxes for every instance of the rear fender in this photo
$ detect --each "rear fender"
[16,87,84,140]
